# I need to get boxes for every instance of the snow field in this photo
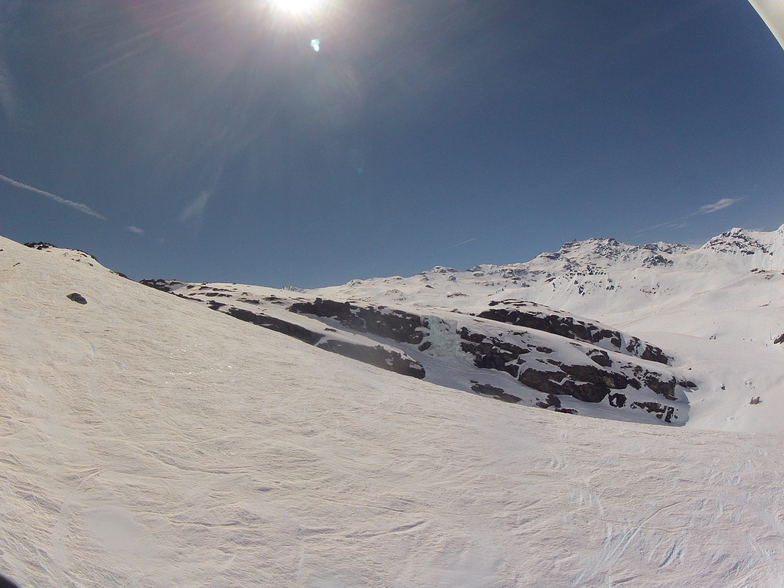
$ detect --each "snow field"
[2,237,784,586]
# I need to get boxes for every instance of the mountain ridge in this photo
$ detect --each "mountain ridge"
[132,224,784,431]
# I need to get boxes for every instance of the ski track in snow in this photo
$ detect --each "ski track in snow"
[1,236,784,586]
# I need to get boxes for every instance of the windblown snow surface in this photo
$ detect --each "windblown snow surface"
[1,233,784,587]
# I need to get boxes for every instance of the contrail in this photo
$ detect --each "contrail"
[445,237,477,250]
[0,173,106,220]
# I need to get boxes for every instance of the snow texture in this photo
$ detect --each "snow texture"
[1,231,784,587]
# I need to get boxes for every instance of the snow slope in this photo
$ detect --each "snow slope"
[311,225,784,433]
[147,280,693,427]
[2,237,784,586]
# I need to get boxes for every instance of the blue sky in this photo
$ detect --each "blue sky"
[1,0,783,288]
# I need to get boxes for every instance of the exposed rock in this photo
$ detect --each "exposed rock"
[140,279,182,293]
[630,402,677,423]
[560,363,629,389]
[25,242,99,261]
[224,306,425,379]
[225,307,324,345]
[775,334,784,345]
[470,383,522,403]
[238,298,261,305]
[457,327,527,378]
[608,393,627,408]
[289,298,424,345]
[587,349,612,367]
[519,368,610,403]
[643,374,677,400]
[316,339,425,379]
[642,254,673,268]
[479,302,670,365]
[24,242,57,250]
[536,393,562,409]
[66,292,87,305]
[704,229,772,256]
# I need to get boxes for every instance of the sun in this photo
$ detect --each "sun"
[271,0,323,15]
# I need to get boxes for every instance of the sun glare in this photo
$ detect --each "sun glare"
[272,0,323,15]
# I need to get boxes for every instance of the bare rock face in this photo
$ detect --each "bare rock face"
[608,393,627,408]
[536,393,562,409]
[289,298,424,345]
[704,229,773,256]
[226,307,324,345]
[66,292,87,305]
[587,349,612,367]
[458,327,528,378]
[519,368,611,403]
[316,339,425,379]
[630,402,677,423]
[24,242,57,250]
[140,279,183,293]
[225,305,425,379]
[470,382,522,403]
[478,301,670,365]
[775,334,784,345]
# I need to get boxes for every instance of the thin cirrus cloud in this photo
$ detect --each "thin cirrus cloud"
[125,225,144,235]
[696,198,740,215]
[637,197,743,235]
[177,191,211,225]
[0,173,107,220]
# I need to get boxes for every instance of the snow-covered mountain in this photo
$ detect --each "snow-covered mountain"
[2,228,784,587]
[143,225,784,432]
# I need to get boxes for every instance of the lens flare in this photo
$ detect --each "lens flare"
[272,0,323,15]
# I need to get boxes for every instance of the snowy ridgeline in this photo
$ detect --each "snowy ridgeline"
[1,232,784,587]
[143,224,784,432]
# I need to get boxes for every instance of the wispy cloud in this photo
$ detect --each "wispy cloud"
[125,225,144,235]
[177,191,211,225]
[697,198,740,215]
[0,57,18,124]
[637,197,744,235]
[0,173,106,220]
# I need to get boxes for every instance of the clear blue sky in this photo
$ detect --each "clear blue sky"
[1,0,783,287]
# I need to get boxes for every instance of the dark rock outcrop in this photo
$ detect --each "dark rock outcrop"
[66,292,87,305]
[643,374,677,400]
[517,360,678,405]
[24,242,57,250]
[608,393,627,407]
[289,298,424,345]
[519,368,611,403]
[140,279,183,293]
[457,327,527,378]
[225,307,324,345]
[470,382,522,403]
[224,306,425,378]
[479,302,670,365]
[316,339,425,379]
[775,334,784,345]
[25,242,99,261]
[587,349,612,367]
[536,393,562,409]
[630,402,676,423]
